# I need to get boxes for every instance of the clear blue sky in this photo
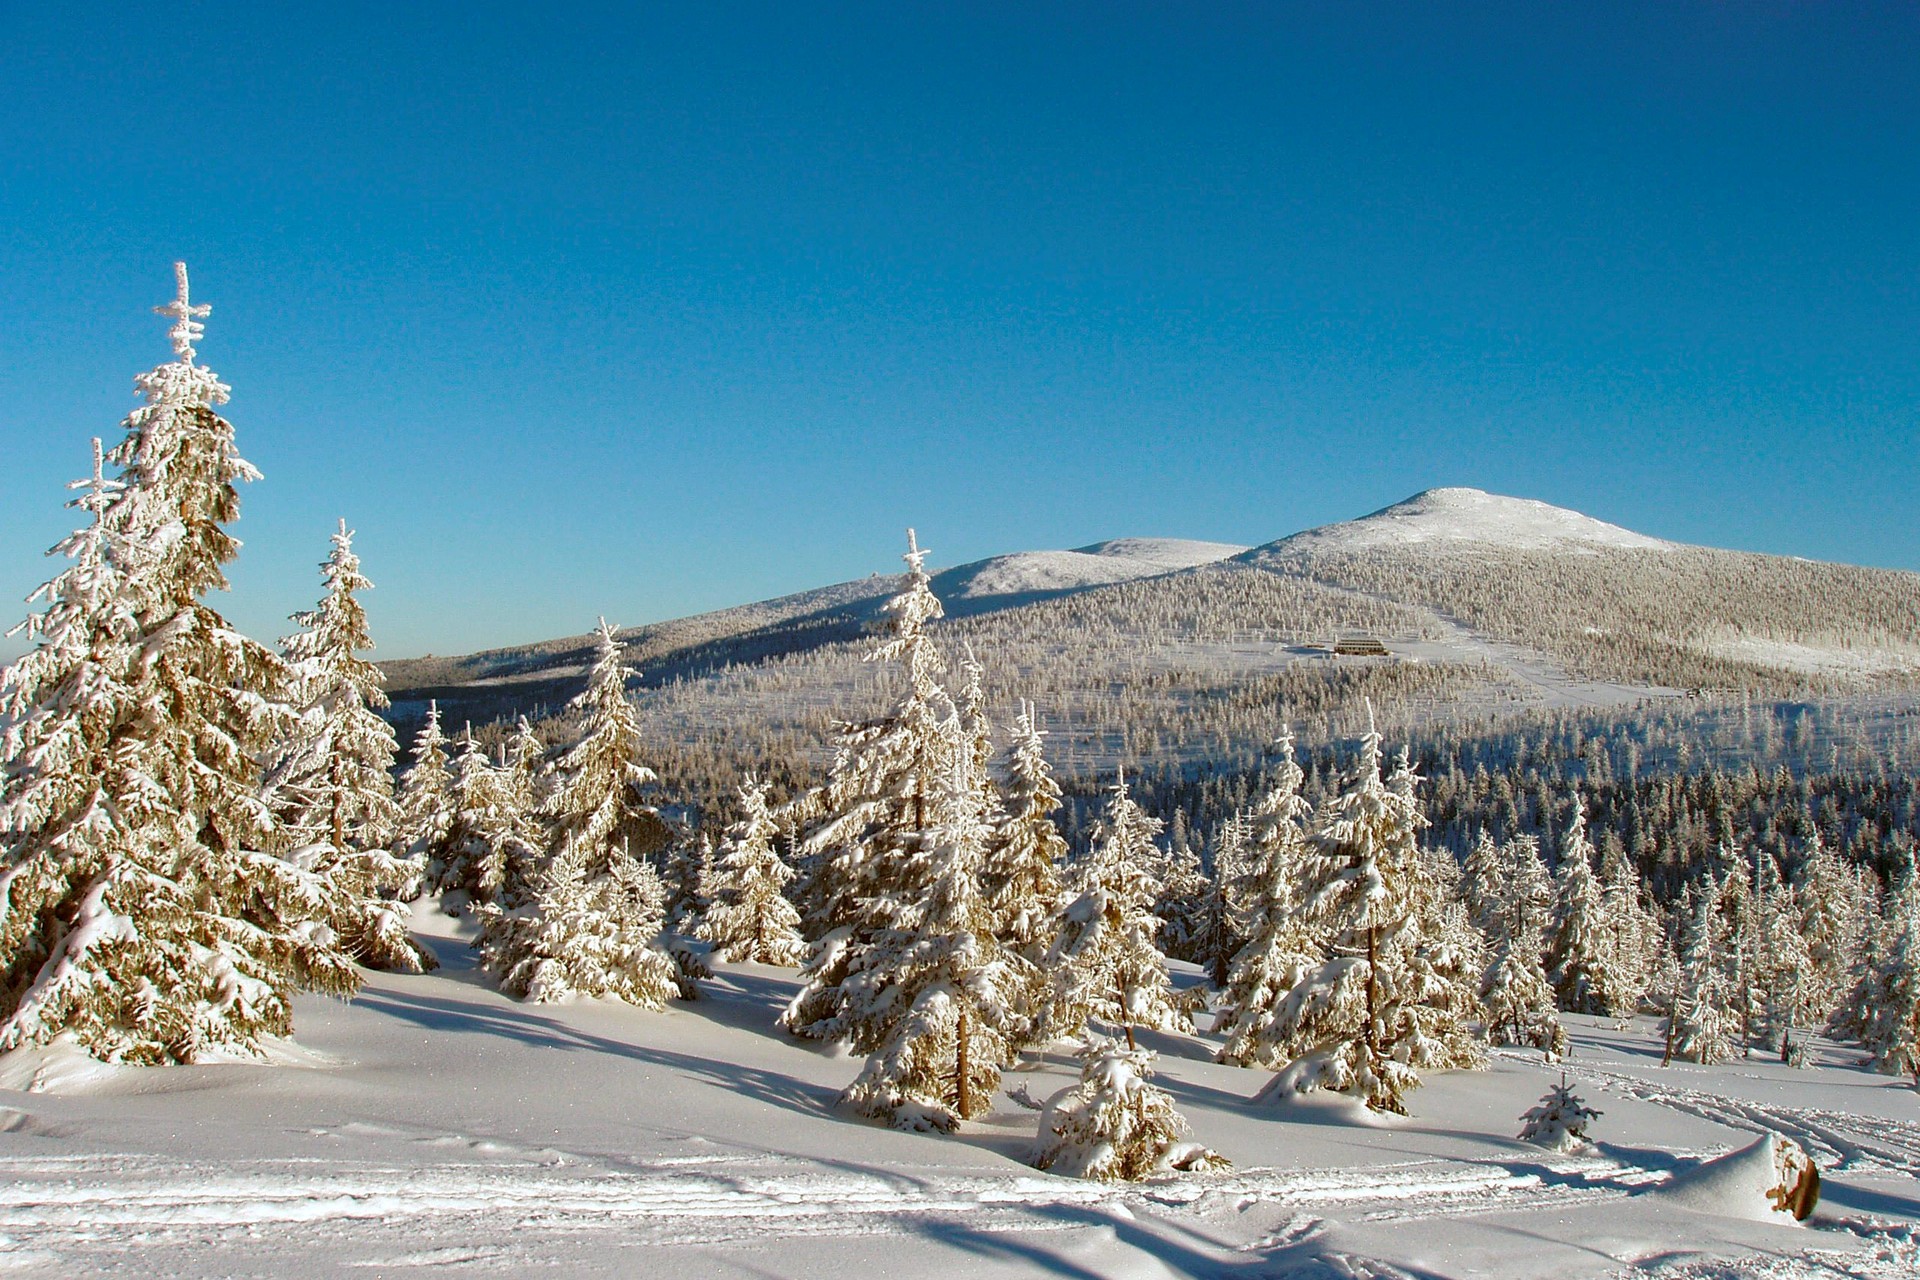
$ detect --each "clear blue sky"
[4,2,1917,659]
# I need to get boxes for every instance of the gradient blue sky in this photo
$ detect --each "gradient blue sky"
[5,2,1917,659]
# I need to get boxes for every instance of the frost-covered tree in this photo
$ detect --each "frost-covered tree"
[784,531,961,1040]
[1664,883,1734,1065]
[541,620,672,874]
[1261,725,1449,1114]
[1518,1077,1602,1153]
[1849,865,1920,1081]
[1480,835,1567,1057]
[1545,804,1612,1015]
[477,618,682,1005]
[269,520,430,973]
[1460,828,1504,937]
[1045,773,1185,1045]
[392,701,454,894]
[837,758,1023,1131]
[1213,727,1319,1069]
[476,831,680,1006]
[1798,834,1872,1028]
[0,265,357,1062]
[1031,1036,1230,1182]
[1597,832,1657,1020]
[431,729,518,909]
[697,778,806,966]
[985,700,1067,962]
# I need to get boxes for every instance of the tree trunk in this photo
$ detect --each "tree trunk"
[956,1008,972,1119]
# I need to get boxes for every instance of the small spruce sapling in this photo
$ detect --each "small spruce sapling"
[1031,1036,1230,1182]
[1518,1075,1602,1153]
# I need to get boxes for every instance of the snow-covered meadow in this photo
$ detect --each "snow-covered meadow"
[0,907,1915,1278]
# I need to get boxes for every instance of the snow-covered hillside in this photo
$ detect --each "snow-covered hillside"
[932,537,1246,605]
[1248,487,1673,558]
[0,910,1913,1278]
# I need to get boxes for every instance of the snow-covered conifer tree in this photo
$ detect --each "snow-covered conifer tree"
[431,729,515,908]
[837,757,1023,1131]
[1518,1076,1602,1153]
[1213,727,1319,1069]
[1461,828,1504,937]
[392,701,454,895]
[1259,724,1444,1113]
[986,700,1067,962]
[270,520,431,972]
[783,531,961,1040]
[1597,832,1656,1020]
[698,778,806,965]
[1545,804,1612,1015]
[1479,834,1568,1057]
[1664,883,1734,1065]
[1031,1036,1229,1181]
[1045,773,1185,1044]
[1849,865,1920,1080]
[476,832,680,1005]
[476,619,681,1004]
[0,265,357,1062]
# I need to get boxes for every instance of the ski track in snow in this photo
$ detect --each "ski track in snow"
[1538,1053,1920,1178]
[0,1144,1647,1268]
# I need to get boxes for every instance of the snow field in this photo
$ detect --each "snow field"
[0,911,1915,1278]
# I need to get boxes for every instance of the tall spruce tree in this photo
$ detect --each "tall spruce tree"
[783,531,961,1041]
[0,265,357,1062]
[698,778,807,966]
[1214,727,1319,1069]
[1545,803,1612,1015]
[270,521,431,973]
[1259,724,1447,1113]
[837,756,1022,1131]
[1045,772,1185,1045]
[476,620,680,1005]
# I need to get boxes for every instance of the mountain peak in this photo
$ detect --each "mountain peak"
[1254,488,1672,556]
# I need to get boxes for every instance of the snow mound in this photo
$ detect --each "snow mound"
[1253,488,1673,557]
[933,539,1246,602]
[0,1033,130,1094]
[1660,1133,1821,1224]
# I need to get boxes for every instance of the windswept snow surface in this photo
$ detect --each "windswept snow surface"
[3,911,1913,1278]
[932,538,1247,605]
[1250,487,1674,557]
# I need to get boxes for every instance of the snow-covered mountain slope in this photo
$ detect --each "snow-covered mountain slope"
[931,537,1245,606]
[1245,487,1672,558]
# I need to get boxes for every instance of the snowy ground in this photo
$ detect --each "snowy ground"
[0,911,1915,1278]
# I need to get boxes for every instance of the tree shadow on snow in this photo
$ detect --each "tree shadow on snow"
[350,987,837,1121]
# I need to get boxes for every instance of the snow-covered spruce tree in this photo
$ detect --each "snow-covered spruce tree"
[1751,847,1813,1062]
[492,716,550,909]
[1154,833,1213,968]
[986,700,1068,962]
[1849,865,1920,1081]
[1663,882,1734,1065]
[1045,772,1186,1045]
[1545,804,1612,1016]
[1032,1036,1230,1181]
[1193,810,1253,992]
[1460,828,1504,938]
[476,826,680,1005]
[1478,834,1567,1057]
[837,757,1023,1131]
[1798,834,1870,1030]
[1518,1076,1602,1153]
[1213,726,1320,1069]
[0,265,357,1062]
[392,700,454,895]
[783,531,961,1040]
[430,729,514,909]
[1261,725,1448,1114]
[476,619,680,1005]
[1598,832,1657,1020]
[1715,847,1763,1056]
[269,520,431,973]
[697,777,806,966]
